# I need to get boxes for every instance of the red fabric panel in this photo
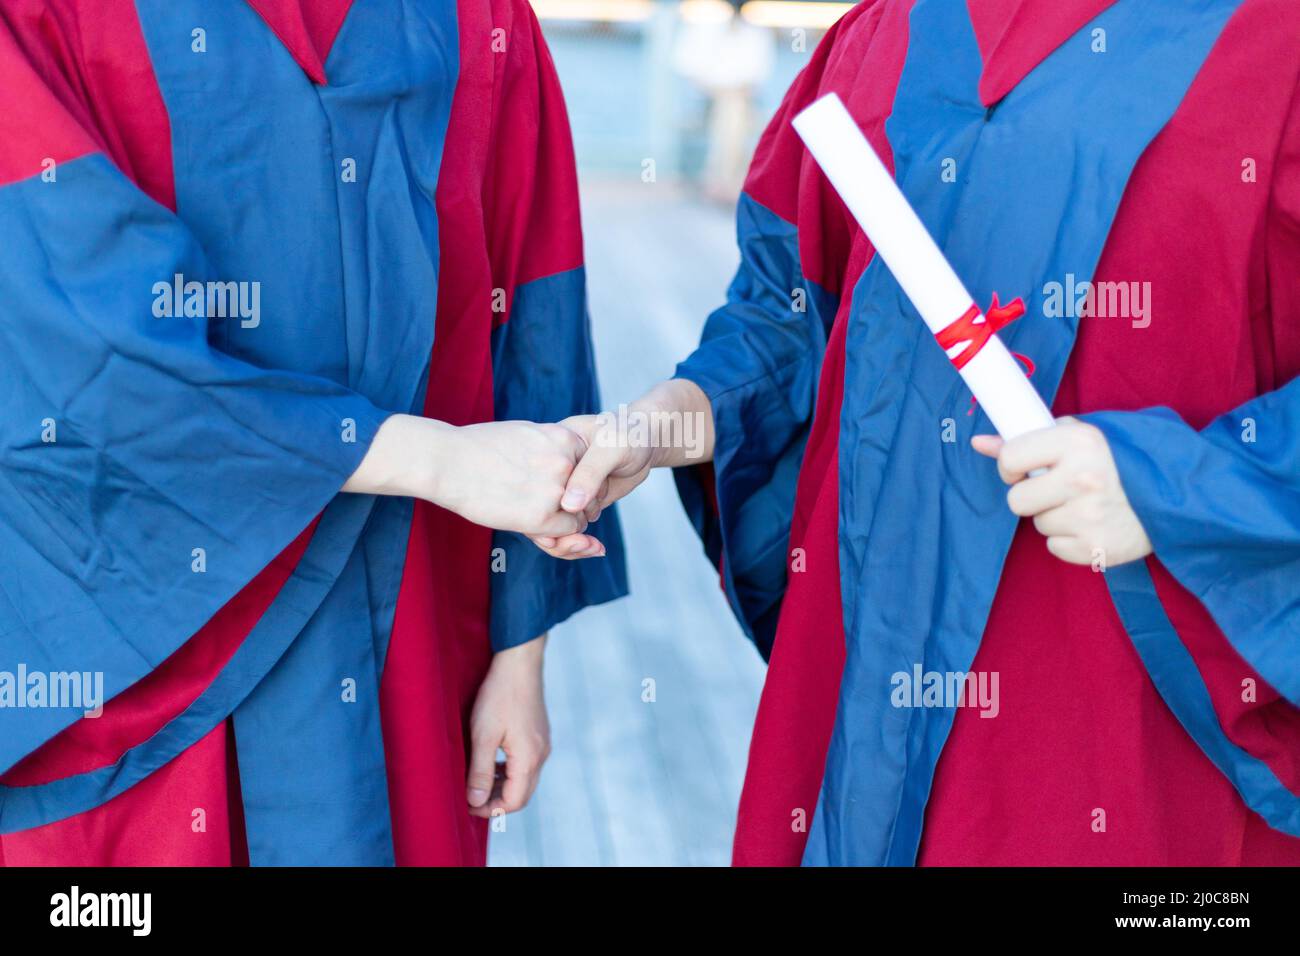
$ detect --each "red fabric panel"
[484,0,585,294]
[967,0,1117,106]
[0,3,100,188]
[0,724,245,867]
[0,0,177,204]
[379,0,580,866]
[245,0,358,85]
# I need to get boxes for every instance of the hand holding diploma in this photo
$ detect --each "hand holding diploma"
[972,420,1152,568]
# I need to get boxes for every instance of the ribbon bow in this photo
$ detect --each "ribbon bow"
[934,293,1026,370]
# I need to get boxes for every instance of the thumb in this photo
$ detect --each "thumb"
[971,434,1004,459]
[466,731,500,809]
[561,445,621,514]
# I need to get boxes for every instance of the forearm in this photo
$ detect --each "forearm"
[342,414,587,539]
[341,413,451,501]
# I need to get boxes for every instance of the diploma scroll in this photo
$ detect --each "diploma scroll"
[791,94,1055,441]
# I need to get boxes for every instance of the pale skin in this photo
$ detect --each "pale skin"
[971,416,1153,567]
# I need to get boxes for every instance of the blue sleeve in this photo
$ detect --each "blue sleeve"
[488,268,628,651]
[673,193,838,658]
[1087,376,1300,705]
[0,155,390,770]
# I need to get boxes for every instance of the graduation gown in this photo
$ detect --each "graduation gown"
[0,0,626,866]
[674,0,1300,865]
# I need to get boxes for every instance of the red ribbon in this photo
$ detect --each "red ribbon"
[934,293,1026,370]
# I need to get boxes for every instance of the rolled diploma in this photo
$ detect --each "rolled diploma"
[791,93,1055,441]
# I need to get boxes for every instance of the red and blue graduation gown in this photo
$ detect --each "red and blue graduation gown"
[675,0,1300,866]
[0,0,625,866]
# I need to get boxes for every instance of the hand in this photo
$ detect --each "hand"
[973,416,1153,568]
[343,414,590,538]
[434,420,593,536]
[529,379,715,560]
[525,411,657,559]
[466,635,551,818]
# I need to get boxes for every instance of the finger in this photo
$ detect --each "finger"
[562,446,623,513]
[558,413,603,445]
[466,733,500,809]
[499,746,543,814]
[1031,501,1079,537]
[539,422,588,461]
[996,426,1071,484]
[1006,468,1072,517]
[1044,534,1090,565]
[527,533,568,557]
[467,764,507,819]
[971,435,1003,458]
[527,532,605,560]
[535,509,586,537]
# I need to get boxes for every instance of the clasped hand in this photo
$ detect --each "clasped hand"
[438,413,655,560]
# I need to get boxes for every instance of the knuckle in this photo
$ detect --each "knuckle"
[528,501,559,530]
[1074,423,1105,454]
[1070,470,1103,494]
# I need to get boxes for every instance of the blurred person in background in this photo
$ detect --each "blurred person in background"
[673,0,776,200]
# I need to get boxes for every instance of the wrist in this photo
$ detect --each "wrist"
[633,379,713,469]
[416,416,461,507]
[493,632,548,667]
[352,413,456,503]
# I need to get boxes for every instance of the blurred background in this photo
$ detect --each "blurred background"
[489,0,854,866]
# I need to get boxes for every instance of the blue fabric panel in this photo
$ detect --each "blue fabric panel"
[674,192,839,659]
[806,0,1245,865]
[490,267,629,651]
[0,495,376,832]
[1088,394,1300,707]
[1103,559,1300,837]
[0,151,387,786]
[233,524,397,865]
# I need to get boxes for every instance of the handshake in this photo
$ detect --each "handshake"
[343,378,716,551]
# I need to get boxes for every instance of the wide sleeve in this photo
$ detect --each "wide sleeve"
[1087,87,1300,706]
[671,25,850,657]
[0,18,390,768]
[484,0,628,651]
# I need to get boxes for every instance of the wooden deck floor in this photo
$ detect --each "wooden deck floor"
[487,181,766,866]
